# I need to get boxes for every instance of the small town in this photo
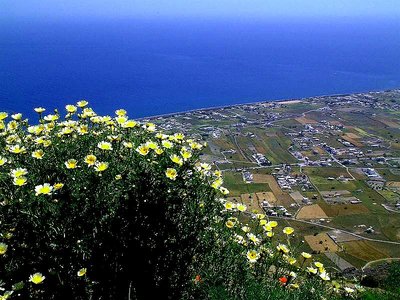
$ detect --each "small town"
[146,89,400,273]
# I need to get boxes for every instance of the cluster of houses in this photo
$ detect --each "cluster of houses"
[261,203,292,218]
[273,170,313,191]
[252,153,271,166]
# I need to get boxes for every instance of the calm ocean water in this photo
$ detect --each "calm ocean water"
[0,17,400,119]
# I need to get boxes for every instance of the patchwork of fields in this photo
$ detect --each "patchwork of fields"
[152,89,400,270]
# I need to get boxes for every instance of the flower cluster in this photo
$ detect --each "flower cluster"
[210,197,359,297]
[0,102,219,299]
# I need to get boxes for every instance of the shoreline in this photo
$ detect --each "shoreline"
[138,88,399,121]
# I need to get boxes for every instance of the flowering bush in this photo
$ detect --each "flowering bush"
[0,102,362,299]
[0,103,222,299]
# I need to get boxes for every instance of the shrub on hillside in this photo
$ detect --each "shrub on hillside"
[0,103,222,299]
[0,103,363,299]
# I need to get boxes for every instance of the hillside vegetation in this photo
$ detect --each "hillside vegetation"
[0,102,391,299]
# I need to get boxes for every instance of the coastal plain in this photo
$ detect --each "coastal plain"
[146,90,400,271]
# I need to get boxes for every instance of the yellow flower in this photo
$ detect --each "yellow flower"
[156,133,168,139]
[29,272,45,284]
[287,257,297,265]
[165,168,177,180]
[283,227,294,235]
[277,244,290,254]
[115,174,122,180]
[162,140,173,149]
[78,125,89,134]
[11,168,28,178]
[35,183,53,196]
[43,140,52,147]
[255,214,264,220]
[122,120,137,128]
[314,262,324,269]
[7,120,18,130]
[102,116,112,123]
[123,142,133,148]
[301,252,312,259]
[77,268,87,277]
[319,272,330,281]
[11,113,22,120]
[0,112,8,120]
[237,203,247,212]
[189,141,202,150]
[9,145,26,154]
[32,149,44,159]
[180,147,192,160]
[0,242,8,255]
[263,224,272,232]
[155,148,164,155]
[77,100,89,107]
[116,116,128,125]
[266,231,274,238]
[145,122,156,132]
[13,176,27,186]
[65,105,77,113]
[214,170,222,178]
[115,109,127,116]
[226,220,235,228]
[288,283,300,289]
[43,114,59,122]
[60,127,74,135]
[307,267,318,274]
[136,144,150,156]
[268,221,278,228]
[219,187,229,195]
[34,107,46,113]
[146,141,158,150]
[170,154,183,166]
[90,116,101,123]
[53,183,64,190]
[98,141,113,151]
[260,219,267,226]
[247,233,260,245]
[95,161,109,172]
[224,201,235,210]
[35,137,46,144]
[246,250,259,263]
[0,156,7,166]
[65,159,78,169]
[200,163,211,171]
[211,178,223,189]
[240,226,249,233]
[84,155,97,166]
[174,132,185,140]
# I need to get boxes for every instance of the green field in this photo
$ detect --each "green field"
[222,171,271,196]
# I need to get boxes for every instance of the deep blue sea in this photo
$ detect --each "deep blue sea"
[1,17,400,119]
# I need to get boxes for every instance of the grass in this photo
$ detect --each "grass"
[340,240,389,262]
[222,171,271,197]
[337,252,367,269]
[330,213,400,242]
[378,190,400,203]
[251,129,297,164]
[318,200,369,217]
